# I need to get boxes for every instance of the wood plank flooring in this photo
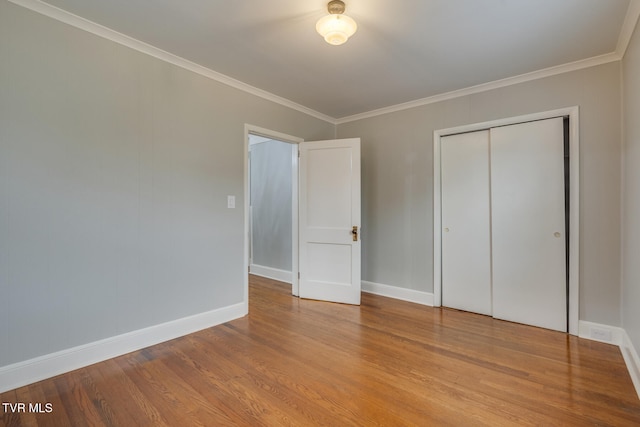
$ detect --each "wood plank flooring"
[2,274,640,426]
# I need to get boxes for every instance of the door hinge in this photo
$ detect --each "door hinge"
[298,272,300,279]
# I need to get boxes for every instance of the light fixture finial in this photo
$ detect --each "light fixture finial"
[327,0,346,15]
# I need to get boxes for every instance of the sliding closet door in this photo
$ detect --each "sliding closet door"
[441,131,492,315]
[490,118,566,332]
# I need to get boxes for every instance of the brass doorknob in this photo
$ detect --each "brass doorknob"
[352,226,358,241]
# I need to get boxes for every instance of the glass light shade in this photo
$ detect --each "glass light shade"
[316,14,357,45]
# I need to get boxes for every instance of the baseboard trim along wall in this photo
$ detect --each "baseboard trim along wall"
[576,321,640,399]
[250,264,293,284]
[578,320,624,345]
[3,287,639,400]
[0,302,247,394]
[361,280,434,306]
[621,330,640,399]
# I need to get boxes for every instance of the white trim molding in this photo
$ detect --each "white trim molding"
[578,321,640,399]
[336,0,640,125]
[621,330,640,399]
[433,107,580,336]
[7,0,335,124]
[244,125,303,302]
[250,264,293,284]
[617,0,640,58]
[336,54,617,124]
[362,280,434,306]
[578,320,624,345]
[9,0,640,126]
[0,302,246,394]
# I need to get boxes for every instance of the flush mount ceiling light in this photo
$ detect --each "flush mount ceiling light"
[316,0,357,46]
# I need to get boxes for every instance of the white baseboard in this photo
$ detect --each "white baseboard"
[0,302,246,393]
[578,320,624,345]
[250,264,292,284]
[621,330,640,399]
[578,320,640,399]
[362,280,433,306]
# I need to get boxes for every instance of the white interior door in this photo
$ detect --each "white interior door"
[441,130,492,315]
[490,118,567,332]
[299,138,361,305]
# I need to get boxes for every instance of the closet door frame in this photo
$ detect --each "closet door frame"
[432,106,580,335]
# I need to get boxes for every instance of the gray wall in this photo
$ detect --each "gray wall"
[0,0,633,373]
[250,139,293,272]
[0,1,334,367]
[337,62,623,326]
[623,20,640,352]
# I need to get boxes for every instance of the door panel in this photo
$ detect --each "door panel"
[299,138,361,305]
[307,243,352,284]
[306,147,353,229]
[441,131,492,315]
[490,118,566,332]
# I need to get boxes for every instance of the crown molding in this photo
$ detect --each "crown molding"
[9,0,639,127]
[617,0,640,58]
[336,52,620,124]
[7,0,337,125]
[337,1,640,124]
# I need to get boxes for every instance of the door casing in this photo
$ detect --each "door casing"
[244,127,362,308]
[244,125,303,310]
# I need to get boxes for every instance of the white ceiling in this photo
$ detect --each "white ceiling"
[37,0,636,120]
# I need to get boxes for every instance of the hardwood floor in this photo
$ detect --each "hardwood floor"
[2,274,640,426]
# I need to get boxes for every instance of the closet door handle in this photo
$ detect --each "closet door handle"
[352,226,358,241]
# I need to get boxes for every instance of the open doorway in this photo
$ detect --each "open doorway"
[249,135,294,282]
[244,125,302,307]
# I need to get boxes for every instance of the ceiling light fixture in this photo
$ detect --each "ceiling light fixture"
[316,0,357,46]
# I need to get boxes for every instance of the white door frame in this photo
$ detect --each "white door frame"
[244,124,303,310]
[432,107,580,335]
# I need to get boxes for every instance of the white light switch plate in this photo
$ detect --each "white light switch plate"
[227,195,235,209]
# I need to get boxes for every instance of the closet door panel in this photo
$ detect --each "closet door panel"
[490,118,567,332]
[441,131,492,315]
